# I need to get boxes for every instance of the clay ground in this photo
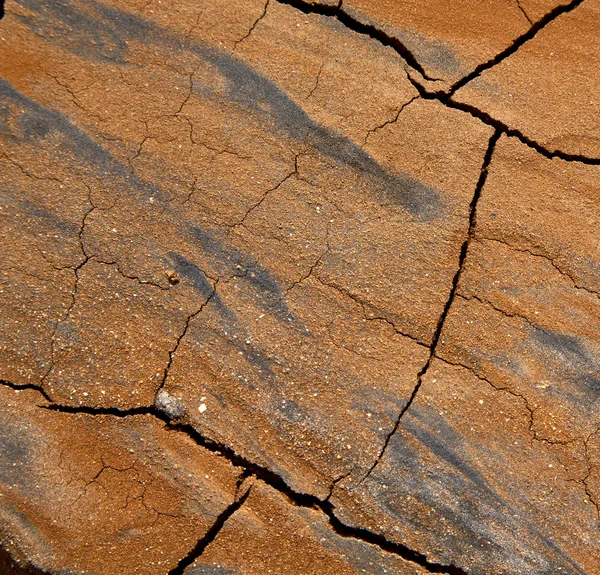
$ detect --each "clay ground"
[0,0,599,573]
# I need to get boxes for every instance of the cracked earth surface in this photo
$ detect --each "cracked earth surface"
[0,0,599,573]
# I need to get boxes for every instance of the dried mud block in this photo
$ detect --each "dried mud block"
[476,136,600,297]
[1,0,598,574]
[0,147,88,386]
[330,134,600,575]
[316,0,569,86]
[0,386,242,575]
[453,0,600,158]
[163,272,429,499]
[234,0,419,144]
[159,95,491,499]
[332,360,599,574]
[440,239,600,444]
[183,479,428,575]
[44,259,211,409]
[432,130,600,446]
[1,0,492,499]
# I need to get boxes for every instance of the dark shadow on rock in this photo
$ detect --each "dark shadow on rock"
[364,407,588,575]
[0,547,47,575]
[11,0,443,221]
[531,325,600,401]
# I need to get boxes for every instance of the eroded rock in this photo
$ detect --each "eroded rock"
[453,0,600,158]
[183,479,429,575]
[0,0,599,573]
[0,386,241,575]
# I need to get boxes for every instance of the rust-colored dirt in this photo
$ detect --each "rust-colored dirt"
[0,0,599,574]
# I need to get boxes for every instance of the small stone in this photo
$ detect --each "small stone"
[166,270,180,285]
[198,403,207,414]
[154,389,186,420]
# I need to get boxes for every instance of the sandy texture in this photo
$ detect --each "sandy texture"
[0,0,598,574]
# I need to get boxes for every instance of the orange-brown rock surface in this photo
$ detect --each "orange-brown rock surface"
[0,0,598,574]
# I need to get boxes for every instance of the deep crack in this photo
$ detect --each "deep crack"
[0,379,52,403]
[406,76,600,164]
[274,0,440,81]
[40,403,153,417]
[448,0,585,95]
[359,129,502,483]
[0,381,467,574]
[166,484,252,575]
[274,0,600,164]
